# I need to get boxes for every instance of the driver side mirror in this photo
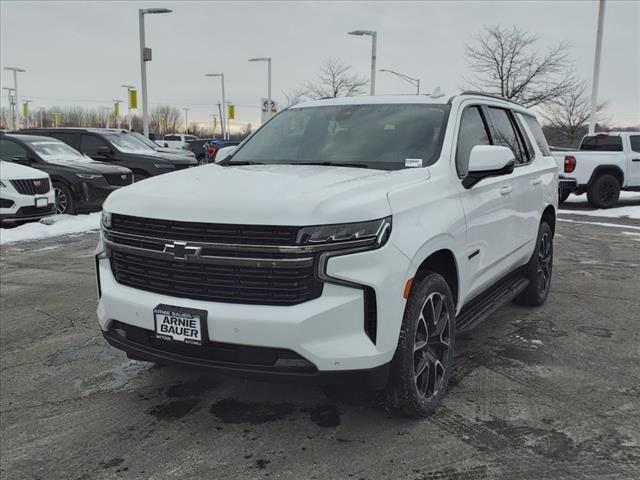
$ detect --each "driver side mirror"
[462,145,515,189]
[214,145,237,163]
[95,146,114,159]
[12,155,33,166]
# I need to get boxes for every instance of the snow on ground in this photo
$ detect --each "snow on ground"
[559,191,640,220]
[0,213,101,245]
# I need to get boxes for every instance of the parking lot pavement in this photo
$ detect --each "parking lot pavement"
[1,217,639,480]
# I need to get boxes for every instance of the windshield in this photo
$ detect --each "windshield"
[106,133,156,154]
[28,140,94,164]
[231,104,449,170]
[130,132,160,149]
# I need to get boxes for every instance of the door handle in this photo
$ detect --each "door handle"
[499,186,513,196]
[632,158,640,162]
[531,176,542,185]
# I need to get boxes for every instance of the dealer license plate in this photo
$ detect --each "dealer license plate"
[35,197,48,208]
[153,305,207,345]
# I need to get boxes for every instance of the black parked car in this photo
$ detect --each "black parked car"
[0,133,133,214]
[185,138,214,163]
[17,128,198,182]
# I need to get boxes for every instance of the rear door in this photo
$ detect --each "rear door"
[627,135,640,186]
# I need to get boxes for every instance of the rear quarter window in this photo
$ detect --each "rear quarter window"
[629,135,640,153]
[521,115,551,156]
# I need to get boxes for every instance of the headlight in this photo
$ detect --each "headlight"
[101,210,112,229]
[154,163,175,169]
[297,217,392,247]
[76,173,102,180]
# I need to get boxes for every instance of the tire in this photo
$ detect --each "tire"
[559,189,570,203]
[53,182,76,215]
[384,273,456,417]
[514,222,553,307]
[587,174,620,209]
[133,172,149,183]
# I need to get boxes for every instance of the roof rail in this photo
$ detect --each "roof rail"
[452,91,526,108]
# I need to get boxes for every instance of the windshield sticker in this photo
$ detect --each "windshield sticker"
[405,158,423,168]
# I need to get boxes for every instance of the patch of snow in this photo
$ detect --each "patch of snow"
[558,218,640,230]
[0,213,100,245]
[561,191,640,219]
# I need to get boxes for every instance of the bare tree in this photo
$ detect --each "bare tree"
[465,25,576,107]
[150,105,181,134]
[304,58,368,99]
[283,87,309,107]
[541,81,608,147]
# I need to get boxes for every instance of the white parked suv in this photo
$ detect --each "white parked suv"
[553,132,640,207]
[1,160,55,225]
[159,133,198,150]
[97,93,558,417]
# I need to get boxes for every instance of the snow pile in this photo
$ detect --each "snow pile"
[0,212,101,245]
[560,191,640,220]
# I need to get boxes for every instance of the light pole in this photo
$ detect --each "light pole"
[588,0,606,135]
[183,108,189,133]
[4,67,26,129]
[121,84,135,130]
[348,30,377,95]
[248,57,272,122]
[379,69,420,94]
[3,87,15,128]
[209,114,218,138]
[205,73,226,139]
[139,7,172,137]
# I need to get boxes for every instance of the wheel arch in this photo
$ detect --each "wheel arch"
[412,249,459,309]
[588,165,624,187]
[541,204,556,236]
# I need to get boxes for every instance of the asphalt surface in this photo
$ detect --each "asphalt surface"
[1,215,639,480]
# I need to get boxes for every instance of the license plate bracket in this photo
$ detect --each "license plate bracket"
[153,304,208,345]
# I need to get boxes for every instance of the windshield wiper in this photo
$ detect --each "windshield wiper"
[295,161,369,169]
[225,160,264,166]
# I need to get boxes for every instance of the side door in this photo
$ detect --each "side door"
[79,134,112,161]
[483,106,540,267]
[627,135,640,187]
[454,104,516,299]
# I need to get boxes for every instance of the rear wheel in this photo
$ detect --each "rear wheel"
[53,182,76,215]
[385,273,455,417]
[587,174,620,208]
[514,222,553,307]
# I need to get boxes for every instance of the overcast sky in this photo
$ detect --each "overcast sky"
[1,0,638,129]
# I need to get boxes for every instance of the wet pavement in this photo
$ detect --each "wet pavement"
[1,215,639,479]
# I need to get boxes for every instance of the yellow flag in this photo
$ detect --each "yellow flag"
[114,102,120,117]
[228,104,235,120]
[22,102,29,117]
[129,89,138,109]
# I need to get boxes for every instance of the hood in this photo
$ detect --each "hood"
[104,164,428,225]
[156,146,195,156]
[135,151,197,164]
[0,160,50,180]
[39,158,131,174]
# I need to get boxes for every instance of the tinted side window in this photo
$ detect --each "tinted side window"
[628,135,640,153]
[50,132,80,149]
[0,139,28,161]
[485,107,525,164]
[523,115,551,156]
[164,135,180,141]
[580,135,623,151]
[455,106,491,177]
[79,134,108,155]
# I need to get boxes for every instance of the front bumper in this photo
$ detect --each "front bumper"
[96,240,410,380]
[0,188,55,224]
[73,180,129,212]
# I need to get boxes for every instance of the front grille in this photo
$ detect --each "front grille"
[104,173,132,186]
[10,178,50,195]
[111,214,301,245]
[109,321,316,373]
[109,249,322,306]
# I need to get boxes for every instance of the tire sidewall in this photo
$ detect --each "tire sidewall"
[529,222,554,304]
[588,174,620,209]
[387,273,456,417]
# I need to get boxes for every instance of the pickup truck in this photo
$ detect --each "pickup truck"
[97,92,558,417]
[159,134,199,150]
[553,132,640,208]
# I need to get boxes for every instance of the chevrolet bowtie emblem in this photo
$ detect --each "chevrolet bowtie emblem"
[163,241,202,260]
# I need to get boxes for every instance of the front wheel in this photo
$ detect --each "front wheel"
[385,273,455,417]
[514,222,553,307]
[53,182,76,215]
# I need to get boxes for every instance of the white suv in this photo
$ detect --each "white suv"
[97,93,558,417]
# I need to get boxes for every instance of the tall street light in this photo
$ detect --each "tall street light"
[205,73,226,139]
[139,7,172,137]
[121,84,135,130]
[183,108,189,133]
[379,69,420,94]
[248,57,272,122]
[3,87,15,128]
[588,0,606,135]
[4,67,26,129]
[347,30,377,95]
